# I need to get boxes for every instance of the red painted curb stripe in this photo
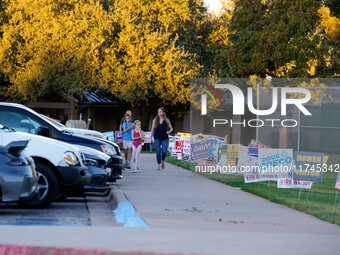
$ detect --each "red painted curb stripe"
[0,245,193,255]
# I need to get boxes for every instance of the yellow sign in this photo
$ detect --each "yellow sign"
[226,144,239,166]
[224,134,228,143]
[177,132,191,137]
[323,155,329,164]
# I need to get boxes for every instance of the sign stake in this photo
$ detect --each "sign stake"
[306,188,311,201]
[298,189,302,201]
[333,190,339,213]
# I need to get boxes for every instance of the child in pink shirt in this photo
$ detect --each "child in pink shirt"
[132,120,143,172]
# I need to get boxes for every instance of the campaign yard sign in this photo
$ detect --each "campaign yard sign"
[226,144,240,166]
[207,139,222,162]
[191,139,213,161]
[181,137,191,161]
[177,132,191,137]
[174,134,184,155]
[277,178,312,189]
[336,171,340,190]
[259,149,294,179]
[143,132,152,143]
[248,147,258,157]
[115,131,123,143]
[103,131,115,143]
[293,151,323,182]
[249,139,270,149]
[238,153,262,183]
[168,137,175,153]
[217,143,228,166]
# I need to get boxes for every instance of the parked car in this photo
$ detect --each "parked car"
[0,103,123,181]
[0,135,38,204]
[42,115,108,140]
[73,145,111,194]
[0,124,90,208]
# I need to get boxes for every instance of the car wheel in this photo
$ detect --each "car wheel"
[55,188,69,202]
[20,162,58,208]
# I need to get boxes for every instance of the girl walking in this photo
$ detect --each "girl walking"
[122,114,134,168]
[132,120,143,173]
[151,107,173,170]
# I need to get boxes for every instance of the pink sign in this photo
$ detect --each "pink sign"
[249,139,270,149]
[336,172,340,190]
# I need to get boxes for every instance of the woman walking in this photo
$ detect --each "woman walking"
[132,120,143,173]
[151,107,173,170]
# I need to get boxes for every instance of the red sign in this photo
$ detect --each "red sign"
[249,139,270,149]
[175,140,184,154]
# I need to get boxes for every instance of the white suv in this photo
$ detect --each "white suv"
[0,125,90,208]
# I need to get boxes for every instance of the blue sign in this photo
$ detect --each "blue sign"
[293,151,324,182]
[248,147,258,157]
[103,131,114,142]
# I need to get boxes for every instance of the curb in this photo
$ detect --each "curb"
[110,186,149,228]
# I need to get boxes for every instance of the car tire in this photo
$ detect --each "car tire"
[55,188,69,202]
[20,162,58,208]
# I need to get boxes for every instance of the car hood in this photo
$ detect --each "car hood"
[1,129,85,167]
[75,144,110,161]
[63,127,107,139]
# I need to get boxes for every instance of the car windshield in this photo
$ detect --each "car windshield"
[40,114,66,128]
[20,111,63,132]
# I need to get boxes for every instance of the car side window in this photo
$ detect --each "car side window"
[0,109,45,134]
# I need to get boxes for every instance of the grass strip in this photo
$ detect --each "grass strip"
[166,155,340,225]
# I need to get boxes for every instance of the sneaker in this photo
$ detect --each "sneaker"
[157,165,161,170]
[126,162,131,169]
[161,161,165,169]
[133,169,137,173]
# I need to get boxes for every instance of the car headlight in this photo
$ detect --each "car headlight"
[115,145,121,154]
[84,158,101,167]
[64,152,79,165]
[27,156,36,169]
[100,145,116,156]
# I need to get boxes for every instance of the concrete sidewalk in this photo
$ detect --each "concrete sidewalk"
[118,154,340,234]
[0,153,339,255]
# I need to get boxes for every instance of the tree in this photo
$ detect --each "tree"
[100,0,202,108]
[0,0,115,101]
[202,1,234,77]
[225,0,327,78]
[317,6,340,76]
[0,0,204,117]
[324,0,340,18]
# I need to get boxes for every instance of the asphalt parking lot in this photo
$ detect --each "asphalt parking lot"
[0,191,117,226]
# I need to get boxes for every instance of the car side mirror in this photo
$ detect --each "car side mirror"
[37,126,51,137]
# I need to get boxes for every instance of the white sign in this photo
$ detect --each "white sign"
[259,149,294,179]
[277,178,312,189]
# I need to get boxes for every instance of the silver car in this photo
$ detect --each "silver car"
[0,136,37,203]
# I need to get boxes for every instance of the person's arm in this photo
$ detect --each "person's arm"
[124,123,134,132]
[167,119,173,135]
[127,124,134,131]
[132,130,136,140]
[150,120,155,142]
[119,118,124,135]
[119,124,123,135]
